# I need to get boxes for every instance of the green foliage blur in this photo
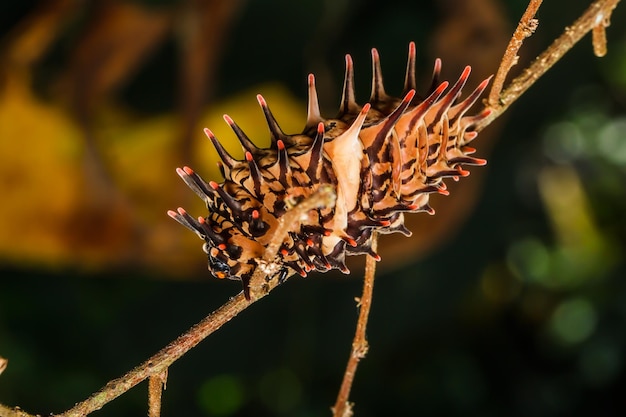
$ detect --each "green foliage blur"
[1,1,626,416]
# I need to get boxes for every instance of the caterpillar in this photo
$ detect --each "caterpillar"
[168,42,491,299]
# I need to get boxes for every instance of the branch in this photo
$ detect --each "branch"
[488,0,543,106]
[58,293,249,417]
[332,232,378,417]
[0,404,35,417]
[476,0,621,132]
[592,15,611,57]
[252,184,337,296]
[0,186,337,417]
[148,371,167,417]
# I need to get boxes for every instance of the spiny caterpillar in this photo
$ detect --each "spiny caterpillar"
[168,42,491,299]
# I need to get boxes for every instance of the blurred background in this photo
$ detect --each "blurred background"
[1,0,625,416]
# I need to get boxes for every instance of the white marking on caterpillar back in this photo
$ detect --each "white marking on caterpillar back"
[324,104,370,234]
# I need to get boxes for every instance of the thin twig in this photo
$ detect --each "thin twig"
[592,17,609,56]
[488,0,543,106]
[263,185,336,263]
[252,184,337,296]
[332,233,378,417]
[58,293,249,417]
[148,371,167,417]
[476,0,621,132]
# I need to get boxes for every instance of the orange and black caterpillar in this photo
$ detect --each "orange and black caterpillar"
[168,42,491,299]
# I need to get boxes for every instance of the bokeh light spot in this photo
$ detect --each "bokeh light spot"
[197,374,244,416]
[549,298,597,345]
[506,238,550,284]
[542,121,585,163]
[598,117,626,165]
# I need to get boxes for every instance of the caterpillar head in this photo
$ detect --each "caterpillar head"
[200,227,263,297]
[167,175,284,299]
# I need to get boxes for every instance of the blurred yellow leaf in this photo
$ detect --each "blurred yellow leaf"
[0,69,305,275]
